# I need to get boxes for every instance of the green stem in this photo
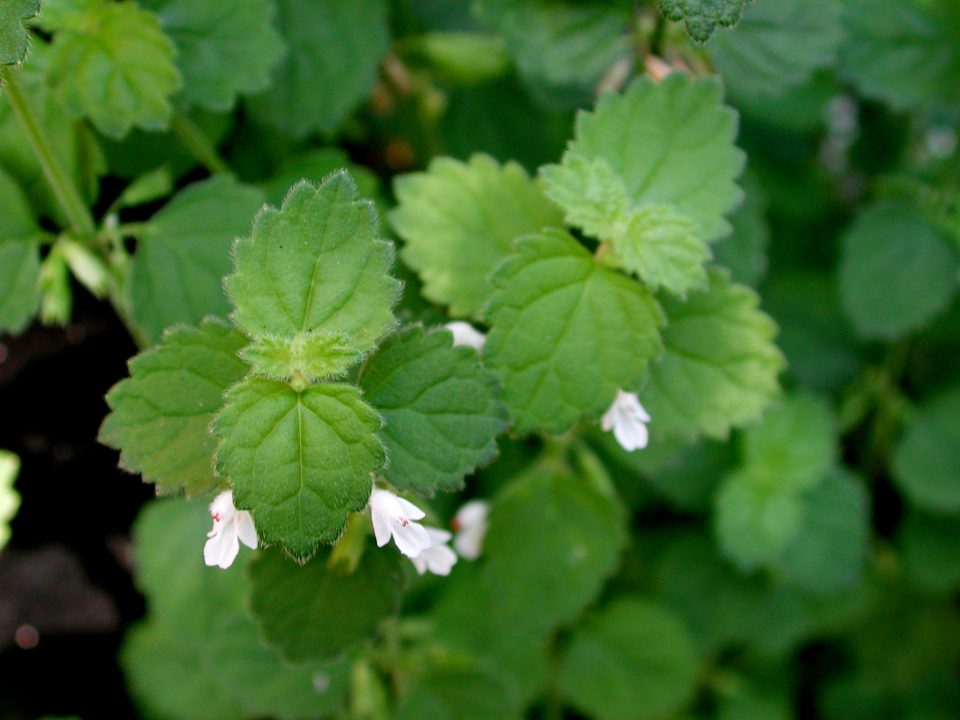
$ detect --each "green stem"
[0,66,96,239]
[170,108,231,175]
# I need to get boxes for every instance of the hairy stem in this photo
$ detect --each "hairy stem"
[0,65,96,239]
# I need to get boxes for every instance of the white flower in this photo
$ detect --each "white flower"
[601,389,651,452]
[452,500,489,560]
[444,321,486,351]
[409,527,458,576]
[204,490,257,569]
[368,488,431,558]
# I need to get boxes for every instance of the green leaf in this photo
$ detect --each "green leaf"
[710,0,844,98]
[249,545,403,663]
[474,0,631,103]
[640,269,784,440]
[741,393,837,494]
[0,0,39,64]
[140,0,284,111]
[246,0,388,137]
[774,468,870,595]
[39,0,182,138]
[541,154,710,297]
[483,229,664,435]
[227,173,399,357]
[712,172,769,287]
[240,330,360,386]
[659,0,752,43]
[212,378,384,560]
[358,325,508,495]
[558,599,700,720]
[0,450,20,550]
[840,0,960,111]
[718,690,792,720]
[483,468,627,635]
[892,387,960,515]
[130,176,265,344]
[99,319,250,497]
[390,154,563,318]
[561,74,744,243]
[396,661,519,720]
[124,499,348,720]
[260,148,382,210]
[840,202,958,340]
[0,167,40,334]
[714,468,805,571]
[899,509,960,595]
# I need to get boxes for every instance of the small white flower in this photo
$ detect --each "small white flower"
[452,500,489,560]
[204,490,257,569]
[444,321,486,351]
[368,488,431,558]
[601,389,651,452]
[409,527,458,576]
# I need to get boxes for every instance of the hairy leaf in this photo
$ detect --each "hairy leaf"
[660,0,752,43]
[0,0,39,64]
[0,167,40,333]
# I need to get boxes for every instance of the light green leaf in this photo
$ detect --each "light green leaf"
[483,468,627,635]
[714,468,805,571]
[358,325,508,495]
[474,0,631,103]
[0,167,41,334]
[899,510,960,595]
[710,0,844,98]
[483,229,663,435]
[99,319,249,497]
[562,74,744,243]
[240,330,360,386]
[839,202,958,340]
[391,154,563,318]
[140,0,284,111]
[640,269,784,440]
[0,450,20,549]
[0,0,39,64]
[227,173,399,357]
[892,387,960,515]
[212,378,385,560]
[774,468,870,595]
[840,0,960,111]
[558,599,700,720]
[124,499,348,720]
[246,0,388,137]
[130,176,265,344]
[260,148,382,210]
[542,154,710,297]
[248,545,403,662]
[39,0,182,138]
[659,0,752,44]
[404,32,510,85]
[741,394,837,494]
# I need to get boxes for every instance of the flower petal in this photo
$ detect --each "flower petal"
[235,511,258,549]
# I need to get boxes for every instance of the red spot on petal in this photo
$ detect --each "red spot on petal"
[211,513,221,522]
[399,517,409,526]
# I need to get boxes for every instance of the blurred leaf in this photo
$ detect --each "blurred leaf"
[558,598,699,720]
[396,660,519,720]
[839,202,958,340]
[713,172,769,287]
[899,509,960,595]
[260,148,382,210]
[246,0,388,137]
[0,167,40,333]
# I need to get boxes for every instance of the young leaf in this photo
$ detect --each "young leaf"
[130,176,265,344]
[0,168,41,333]
[246,0,388,137]
[640,269,784,440]
[0,0,39,64]
[248,545,404,662]
[124,499,348,720]
[483,468,627,636]
[39,0,182,138]
[659,0,752,44]
[358,326,508,495]
[839,202,959,340]
[710,0,844,98]
[390,154,563,318]
[140,0,284,111]
[557,599,700,720]
[99,319,249,497]
[549,74,744,244]
[892,387,960,515]
[212,378,385,560]
[227,173,399,358]
[483,229,663,435]
[541,154,710,297]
